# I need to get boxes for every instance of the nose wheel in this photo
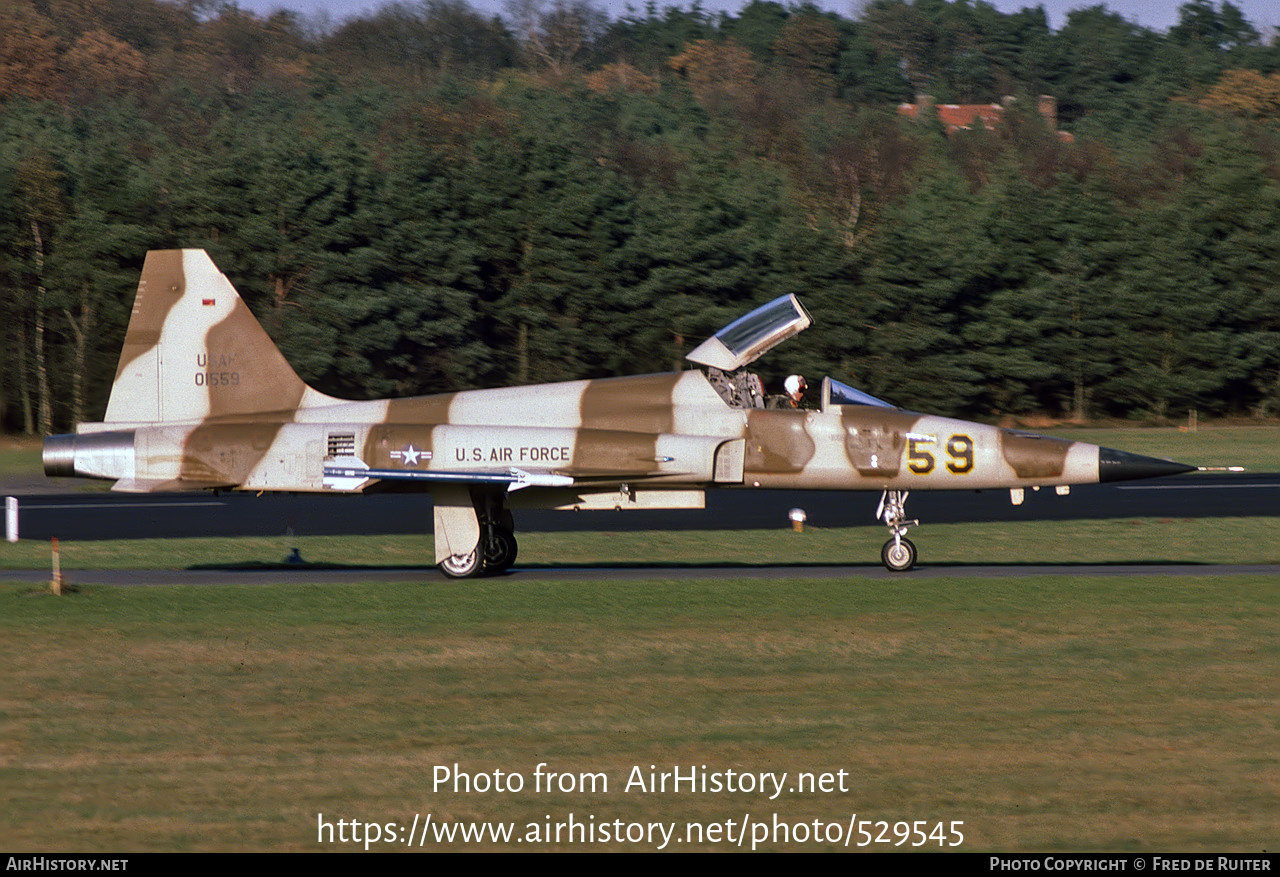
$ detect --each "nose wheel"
[877,490,919,572]
[881,536,917,572]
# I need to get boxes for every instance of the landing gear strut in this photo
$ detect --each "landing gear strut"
[877,489,918,572]
[481,506,518,574]
[437,486,518,578]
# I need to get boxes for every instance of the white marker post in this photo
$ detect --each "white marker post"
[5,496,16,543]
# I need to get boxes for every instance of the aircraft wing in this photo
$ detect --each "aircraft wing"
[111,476,239,493]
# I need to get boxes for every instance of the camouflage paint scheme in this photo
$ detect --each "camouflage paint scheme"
[44,250,1193,574]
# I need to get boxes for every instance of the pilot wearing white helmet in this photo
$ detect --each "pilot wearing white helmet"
[784,374,807,408]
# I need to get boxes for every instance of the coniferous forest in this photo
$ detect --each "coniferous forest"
[2,0,1279,434]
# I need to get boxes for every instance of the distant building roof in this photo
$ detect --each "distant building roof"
[898,95,1074,143]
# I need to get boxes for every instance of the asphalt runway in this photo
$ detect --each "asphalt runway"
[4,563,1279,587]
[8,472,1279,543]
[5,471,1276,583]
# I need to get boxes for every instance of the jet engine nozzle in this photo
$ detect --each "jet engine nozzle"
[42,431,136,481]
[43,434,78,478]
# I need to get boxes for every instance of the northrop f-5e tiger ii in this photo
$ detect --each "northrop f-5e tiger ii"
[44,249,1197,575]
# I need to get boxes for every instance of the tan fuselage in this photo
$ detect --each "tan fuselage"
[67,369,1097,498]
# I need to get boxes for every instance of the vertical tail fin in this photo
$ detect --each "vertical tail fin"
[105,249,318,423]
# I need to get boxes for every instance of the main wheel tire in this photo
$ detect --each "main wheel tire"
[482,529,518,573]
[439,549,482,579]
[881,537,917,572]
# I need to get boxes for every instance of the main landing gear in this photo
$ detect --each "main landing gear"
[437,487,518,579]
[439,548,482,578]
[877,489,918,572]
[481,516,518,574]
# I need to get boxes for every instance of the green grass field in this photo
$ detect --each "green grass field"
[3,572,1278,852]
[1,517,1279,571]
[2,425,1277,852]
[1040,425,1280,472]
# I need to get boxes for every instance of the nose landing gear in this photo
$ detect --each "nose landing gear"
[877,490,918,572]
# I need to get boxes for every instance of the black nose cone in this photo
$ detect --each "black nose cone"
[1098,447,1196,483]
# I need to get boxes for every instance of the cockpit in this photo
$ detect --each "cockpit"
[687,294,894,412]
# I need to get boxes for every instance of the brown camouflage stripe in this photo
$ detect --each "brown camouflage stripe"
[204,299,307,418]
[365,425,435,470]
[383,392,457,425]
[840,408,921,478]
[579,373,680,434]
[1000,431,1070,479]
[180,422,287,487]
[744,409,815,474]
[111,250,185,382]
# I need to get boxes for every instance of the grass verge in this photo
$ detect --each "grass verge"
[2,517,1277,570]
[1041,425,1280,472]
[2,573,1277,851]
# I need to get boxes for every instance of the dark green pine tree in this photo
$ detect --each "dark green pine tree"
[614,153,800,375]
[856,159,991,416]
[460,87,636,387]
[1031,178,1132,422]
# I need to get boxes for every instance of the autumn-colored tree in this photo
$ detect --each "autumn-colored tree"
[666,38,759,108]
[1199,68,1280,118]
[584,61,658,95]
[194,7,310,95]
[61,29,149,103]
[0,3,62,102]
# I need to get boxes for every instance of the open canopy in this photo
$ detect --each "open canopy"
[685,294,812,372]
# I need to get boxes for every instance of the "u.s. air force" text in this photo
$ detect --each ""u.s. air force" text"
[454,447,570,463]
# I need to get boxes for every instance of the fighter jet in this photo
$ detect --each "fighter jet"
[43,249,1196,574]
